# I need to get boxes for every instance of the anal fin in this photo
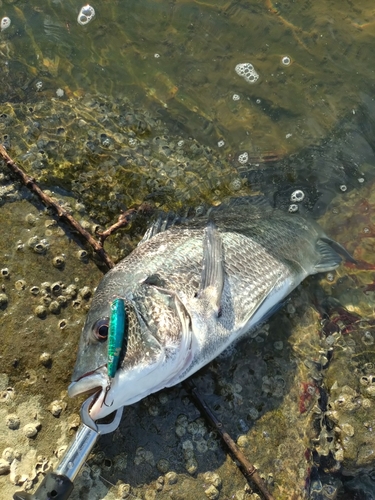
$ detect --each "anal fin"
[314,239,343,272]
[320,237,356,264]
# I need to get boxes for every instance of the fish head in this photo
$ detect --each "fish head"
[68,277,192,420]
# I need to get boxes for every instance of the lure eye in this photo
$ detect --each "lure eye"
[93,318,109,342]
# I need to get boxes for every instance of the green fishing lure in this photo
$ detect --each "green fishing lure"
[108,298,126,378]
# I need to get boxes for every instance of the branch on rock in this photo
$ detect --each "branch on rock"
[183,380,275,500]
[96,202,155,245]
[0,144,118,268]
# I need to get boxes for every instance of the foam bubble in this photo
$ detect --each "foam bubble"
[238,152,248,164]
[288,204,298,213]
[235,63,259,84]
[1,17,11,32]
[77,5,95,26]
[290,190,305,202]
[281,56,291,66]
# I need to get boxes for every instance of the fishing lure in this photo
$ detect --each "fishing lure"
[107,298,126,378]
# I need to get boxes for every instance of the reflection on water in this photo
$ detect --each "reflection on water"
[1,1,375,499]
[1,0,375,154]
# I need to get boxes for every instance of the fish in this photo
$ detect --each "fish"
[68,196,354,420]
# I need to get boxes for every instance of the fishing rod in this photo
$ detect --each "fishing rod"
[13,395,123,500]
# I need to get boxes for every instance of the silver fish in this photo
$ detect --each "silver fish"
[68,197,353,419]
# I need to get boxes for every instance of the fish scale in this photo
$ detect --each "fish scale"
[68,196,354,419]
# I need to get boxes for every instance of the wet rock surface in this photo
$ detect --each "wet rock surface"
[0,180,373,500]
[0,97,375,499]
[0,94,240,225]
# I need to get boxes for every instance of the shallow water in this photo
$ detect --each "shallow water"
[1,0,375,499]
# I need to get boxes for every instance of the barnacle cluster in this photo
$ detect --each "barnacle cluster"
[0,94,239,225]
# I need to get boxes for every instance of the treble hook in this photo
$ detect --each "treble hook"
[102,384,114,408]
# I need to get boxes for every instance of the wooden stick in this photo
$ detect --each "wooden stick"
[0,144,115,270]
[183,380,275,500]
[96,203,154,245]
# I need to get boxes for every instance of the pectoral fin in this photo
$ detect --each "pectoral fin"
[198,223,224,316]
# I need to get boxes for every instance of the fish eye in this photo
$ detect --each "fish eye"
[93,318,109,342]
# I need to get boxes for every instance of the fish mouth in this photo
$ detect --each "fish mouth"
[68,369,109,402]
[68,369,118,419]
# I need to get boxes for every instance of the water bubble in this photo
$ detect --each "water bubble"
[290,189,305,202]
[238,152,248,164]
[358,177,365,183]
[281,56,291,66]
[256,98,261,104]
[288,204,298,213]
[35,81,43,92]
[217,140,225,147]
[154,53,160,58]
[77,5,95,26]
[235,63,259,84]
[340,184,347,192]
[232,94,240,101]
[56,88,64,97]
[1,17,11,32]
